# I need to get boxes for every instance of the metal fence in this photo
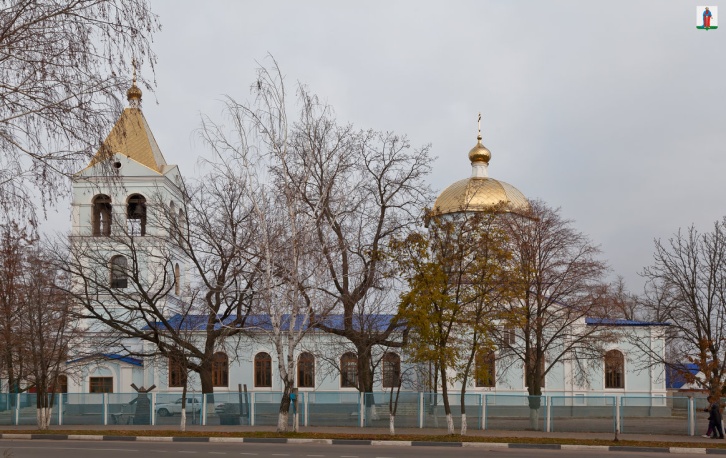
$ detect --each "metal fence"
[0,391,711,435]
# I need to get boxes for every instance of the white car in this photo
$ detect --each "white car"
[155,397,202,417]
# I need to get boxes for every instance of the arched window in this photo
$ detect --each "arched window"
[174,263,181,295]
[340,352,358,388]
[127,194,147,236]
[212,352,229,387]
[605,349,625,389]
[382,353,401,388]
[169,201,177,238]
[92,195,112,236]
[475,350,496,387]
[298,352,315,388]
[169,358,184,388]
[53,375,68,393]
[110,255,128,289]
[254,352,272,387]
[178,210,186,242]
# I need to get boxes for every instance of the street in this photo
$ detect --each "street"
[0,440,697,458]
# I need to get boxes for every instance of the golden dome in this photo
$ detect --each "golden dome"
[468,135,491,164]
[434,177,529,215]
[127,83,142,103]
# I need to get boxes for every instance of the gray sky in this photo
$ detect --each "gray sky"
[53,1,726,294]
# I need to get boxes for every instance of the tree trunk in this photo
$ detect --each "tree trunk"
[36,408,51,430]
[460,386,468,435]
[199,363,214,399]
[389,414,395,435]
[180,382,188,432]
[36,390,52,430]
[277,380,293,433]
[439,363,454,435]
[528,394,541,431]
[357,345,379,421]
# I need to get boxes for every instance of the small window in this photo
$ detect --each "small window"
[341,352,358,388]
[298,352,315,388]
[178,210,186,241]
[605,350,625,389]
[169,358,185,388]
[110,255,128,289]
[382,353,401,388]
[127,194,147,236]
[254,352,272,388]
[525,355,546,388]
[89,377,113,393]
[53,375,68,393]
[92,195,112,236]
[503,327,516,346]
[174,263,181,295]
[212,352,229,387]
[475,351,496,387]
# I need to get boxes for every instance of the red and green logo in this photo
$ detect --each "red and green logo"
[697,6,718,30]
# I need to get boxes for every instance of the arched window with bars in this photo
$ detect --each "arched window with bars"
[382,353,401,388]
[605,349,625,389]
[254,352,272,388]
[297,352,315,388]
[92,195,112,236]
[110,255,128,289]
[340,352,358,388]
[126,194,147,236]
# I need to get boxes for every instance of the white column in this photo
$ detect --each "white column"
[419,392,424,429]
[151,392,157,425]
[481,394,486,430]
[103,393,108,426]
[688,396,695,436]
[201,393,207,426]
[250,392,255,426]
[615,396,621,434]
[546,397,551,432]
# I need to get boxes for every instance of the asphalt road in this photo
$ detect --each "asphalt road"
[0,440,696,458]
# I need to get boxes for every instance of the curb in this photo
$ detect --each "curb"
[0,433,722,454]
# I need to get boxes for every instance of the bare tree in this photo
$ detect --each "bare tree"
[20,244,79,430]
[639,219,726,399]
[0,0,159,219]
[273,83,434,396]
[499,200,610,430]
[0,223,79,429]
[0,221,33,396]
[197,57,432,427]
[53,179,258,395]
[197,62,335,432]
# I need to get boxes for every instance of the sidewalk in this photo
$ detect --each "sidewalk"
[0,423,724,445]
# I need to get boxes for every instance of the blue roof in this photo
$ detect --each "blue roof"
[585,318,669,327]
[145,314,399,332]
[666,363,700,389]
[68,353,143,367]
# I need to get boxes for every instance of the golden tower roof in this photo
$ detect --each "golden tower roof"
[433,115,529,215]
[85,74,167,174]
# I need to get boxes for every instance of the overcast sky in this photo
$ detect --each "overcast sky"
[49,1,726,294]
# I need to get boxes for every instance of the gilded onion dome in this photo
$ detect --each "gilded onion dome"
[126,60,142,107]
[433,116,529,215]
